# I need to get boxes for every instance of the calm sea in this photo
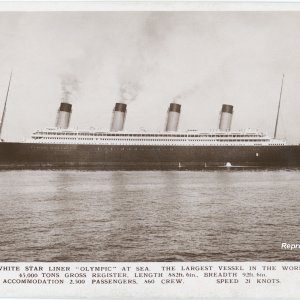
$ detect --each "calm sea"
[0,170,299,261]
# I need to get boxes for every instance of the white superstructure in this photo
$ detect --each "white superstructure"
[27,128,286,146]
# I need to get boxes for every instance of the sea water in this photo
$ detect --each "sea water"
[0,170,299,261]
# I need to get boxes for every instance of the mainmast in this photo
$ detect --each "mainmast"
[0,72,12,141]
[274,74,284,139]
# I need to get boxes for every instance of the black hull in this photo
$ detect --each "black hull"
[1,142,300,170]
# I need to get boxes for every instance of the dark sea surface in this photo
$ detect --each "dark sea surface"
[0,170,299,262]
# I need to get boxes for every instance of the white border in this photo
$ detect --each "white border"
[0,1,299,12]
[0,1,299,299]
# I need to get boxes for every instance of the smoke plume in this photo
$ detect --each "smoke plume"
[119,81,141,104]
[116,13,173,105]
[173,84,200,103]
[61,74,80,103]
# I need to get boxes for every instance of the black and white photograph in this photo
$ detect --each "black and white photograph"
[0,5,299,271]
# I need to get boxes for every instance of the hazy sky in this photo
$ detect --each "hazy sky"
[1,11,300,143]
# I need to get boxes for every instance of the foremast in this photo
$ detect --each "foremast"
[0,72,13,141]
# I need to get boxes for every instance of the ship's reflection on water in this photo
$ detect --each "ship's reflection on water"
[0,170,299,261]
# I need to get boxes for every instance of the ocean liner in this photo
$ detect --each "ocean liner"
[0,77,300,170]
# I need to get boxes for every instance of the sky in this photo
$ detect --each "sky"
[0,11,300,143]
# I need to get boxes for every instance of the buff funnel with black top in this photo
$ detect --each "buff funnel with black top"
[166,103,181,132]
[110,102,127,132]
[55,102,72,129]
[219,104,233,131]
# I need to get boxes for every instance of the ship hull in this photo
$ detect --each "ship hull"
[1,142,300,170]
